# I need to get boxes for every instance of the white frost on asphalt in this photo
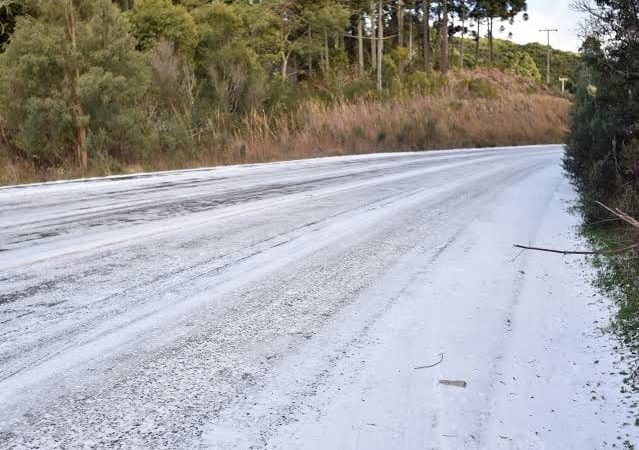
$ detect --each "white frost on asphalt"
[0,145,636,449]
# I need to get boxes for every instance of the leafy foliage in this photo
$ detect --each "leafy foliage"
[192,2,265,114]
[0,0,149,165]
[128,0,197,54]
[501,50,540,80]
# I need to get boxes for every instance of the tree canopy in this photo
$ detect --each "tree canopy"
[0,0,577,174]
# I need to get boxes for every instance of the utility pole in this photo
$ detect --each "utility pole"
[539,28,558,85]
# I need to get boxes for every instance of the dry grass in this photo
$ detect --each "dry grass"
[0,69,571,185]
[227,92,569,164]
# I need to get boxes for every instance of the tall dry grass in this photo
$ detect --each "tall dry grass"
[143,70,571,172]
[228,92,569,164]
[0,70,571,185]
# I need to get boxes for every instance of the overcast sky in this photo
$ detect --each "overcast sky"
[493,0,585,52]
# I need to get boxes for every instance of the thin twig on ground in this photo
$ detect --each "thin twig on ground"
[414,353,444,370]
[510,248,526,262]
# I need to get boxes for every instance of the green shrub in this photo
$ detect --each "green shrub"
[382,55,400,90]
[128,0,197,54]
[390,46,409,69]
[501,51,542,81]
[460,77,499,99]
[263,77,304,114]
[341,79,376,102]
[405,71,432,94]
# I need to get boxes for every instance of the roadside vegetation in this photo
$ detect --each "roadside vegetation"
[564,0,639,394]
[583,226,639,393]
[0,0,576,185]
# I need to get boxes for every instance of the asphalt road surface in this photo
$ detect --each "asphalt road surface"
[0,146,634,449]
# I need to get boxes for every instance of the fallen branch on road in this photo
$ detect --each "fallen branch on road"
[513,202,639,257]
[513,243,639,256]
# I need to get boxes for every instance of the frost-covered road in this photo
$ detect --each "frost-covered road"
[0,145,634,449]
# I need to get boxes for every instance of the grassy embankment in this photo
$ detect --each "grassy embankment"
[0,69,570,185]
[583,224,639,397]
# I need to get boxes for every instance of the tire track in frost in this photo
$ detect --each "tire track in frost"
[0,175,441,380]
[0,157,548,406]
[200,160,555,450]
[0,152,524,272]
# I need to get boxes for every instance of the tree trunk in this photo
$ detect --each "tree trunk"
[475,18,480,61]
[64,1,87,172]
[423,0,431,71]
[460,6,465,69]
[371,1,377,72]
[488,17,494,65]
[440,0,448,74]
[324,31,330,76]
[308,25,314,77]
[408,20,414,62]
[357,15,365,75]
[377,0,384,91]
[281,52,288,78]
[397,0,404,47]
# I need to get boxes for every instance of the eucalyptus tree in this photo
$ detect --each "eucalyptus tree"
[0,0,149,170]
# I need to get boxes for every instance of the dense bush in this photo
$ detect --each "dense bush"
[501,51,541,81]
[565,12,639,219]
[128,0,197,54]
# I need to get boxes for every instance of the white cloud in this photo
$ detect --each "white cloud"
[493,0,585,52]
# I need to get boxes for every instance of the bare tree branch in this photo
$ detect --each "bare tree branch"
[513,243,639,256]
[595,201,639,230]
